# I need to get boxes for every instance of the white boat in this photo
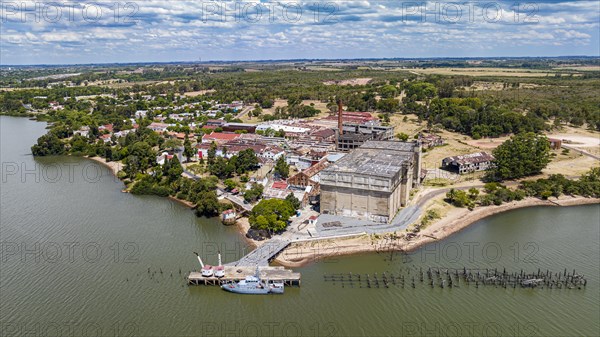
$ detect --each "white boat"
[221,267,284,294]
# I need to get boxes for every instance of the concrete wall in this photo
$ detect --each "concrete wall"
[320,185,391,222]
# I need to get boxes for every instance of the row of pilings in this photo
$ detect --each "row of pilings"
[323,267,587,290]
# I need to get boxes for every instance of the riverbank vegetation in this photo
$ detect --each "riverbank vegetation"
[446,168,600,209]
[486,132,551,181]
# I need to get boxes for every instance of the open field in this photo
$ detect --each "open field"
[554,66,600,72]
[323,78,372,85]
[182,90,215,97]
[240,99,330,123]
[547,128,600,148]
[410,67,581,77]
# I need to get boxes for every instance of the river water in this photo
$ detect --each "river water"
[1,116,598,337]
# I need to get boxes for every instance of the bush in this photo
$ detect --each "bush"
[130,177,171,197]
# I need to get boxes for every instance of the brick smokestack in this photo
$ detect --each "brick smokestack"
[337,100,343,135]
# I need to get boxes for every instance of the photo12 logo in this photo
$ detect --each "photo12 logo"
[197,1,338,24]
[0,321,138,337]
[418,241,539,264]
[200,321,340,337]
[399,2,539,23]
[0,241,140,264]
[0,1,539,25]
[1,161,121,184]
[400,321,538,337]
[1,1,139,24]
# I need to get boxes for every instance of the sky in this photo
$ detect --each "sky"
[1,0,599,65]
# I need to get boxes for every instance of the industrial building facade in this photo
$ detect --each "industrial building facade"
[320,141,422,223]
[337,123,395,152]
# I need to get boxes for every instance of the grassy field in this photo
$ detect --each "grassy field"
[410,67,581,77]
[388,112,600,181]
[240,99,330,123]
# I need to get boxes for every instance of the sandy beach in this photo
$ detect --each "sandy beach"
[273,196,600,267]
[87,156,122,176]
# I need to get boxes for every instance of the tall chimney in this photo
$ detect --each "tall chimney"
[337,100,343,135]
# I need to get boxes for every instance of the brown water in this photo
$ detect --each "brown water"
[1,116,599,336]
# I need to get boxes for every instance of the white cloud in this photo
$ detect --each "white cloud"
[1,0,598,63]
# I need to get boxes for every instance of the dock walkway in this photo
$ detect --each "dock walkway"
[188,265,301,286]
[228,239,291,266]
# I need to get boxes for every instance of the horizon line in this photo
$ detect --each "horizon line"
[2,55,599,68]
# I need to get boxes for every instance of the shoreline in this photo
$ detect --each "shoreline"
[86,156,197,209]
[83,155,599,269]
[273,196,600,268]
[87,156,122,177]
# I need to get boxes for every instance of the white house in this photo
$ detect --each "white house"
[256,124,310,134]
[260,146,285,161]
[74,126,90,138]
[148,122,169,132]
[135,110,148,118]
[156,152,174,166]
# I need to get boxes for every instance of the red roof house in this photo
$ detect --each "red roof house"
[202,132,242,145]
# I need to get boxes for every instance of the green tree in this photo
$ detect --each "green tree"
[244,183,264,203]
[396,132,409,142]
[274,155,289,179]
[166,156,183,182]
[249,199,294,232]
[379,84,398,98]
[235,149,259,174]
[163,138,182,152]
[195,191,220,216]
[405,82,438,100]
[445,189,472,208]
[209,156,232,179]
[31,133,66,156]
[224,178,237,191]
[487,133,551,181]
[468,188,480,199]
[183,134,195,162]
[377,98,400,113]
[285,193,301,211]
[252,106,263,117]
[207,142,217,165]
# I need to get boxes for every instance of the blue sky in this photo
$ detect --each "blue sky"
[1,1,599,65]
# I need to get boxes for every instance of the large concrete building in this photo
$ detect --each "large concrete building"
[337,122,395,152]
[320,141,422,223]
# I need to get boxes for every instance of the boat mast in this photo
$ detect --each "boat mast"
[193,252,205,268]
[218,251,222,267]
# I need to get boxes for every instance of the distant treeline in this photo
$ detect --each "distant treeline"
[3,65,599,135]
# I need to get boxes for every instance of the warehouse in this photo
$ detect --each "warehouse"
[320,141,422,223]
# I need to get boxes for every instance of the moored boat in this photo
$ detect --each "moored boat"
[221,268,284,294]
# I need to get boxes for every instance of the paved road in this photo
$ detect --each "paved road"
[234,106,254,120]
[224,194,252,212]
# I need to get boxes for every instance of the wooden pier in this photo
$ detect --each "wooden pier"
[188,266,301,287]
